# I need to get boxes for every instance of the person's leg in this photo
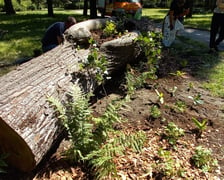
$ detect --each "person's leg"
[42,44,57,53]
[209,13,219,50]
[215,14,224,46]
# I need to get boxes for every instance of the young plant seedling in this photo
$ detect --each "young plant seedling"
[192,117,207,138]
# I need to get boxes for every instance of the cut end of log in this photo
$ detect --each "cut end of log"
[0,117,35,172]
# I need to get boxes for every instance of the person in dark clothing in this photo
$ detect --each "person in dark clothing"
[209,0,224,53]
[41,16,76,53]
[168,0,190,30]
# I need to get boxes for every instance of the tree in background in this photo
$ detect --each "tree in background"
[83,0,88,15]
[4,0,15,14]
[90,0,97,18]
[47,0,54,17]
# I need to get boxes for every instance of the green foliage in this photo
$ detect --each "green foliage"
[92,100,125,143]
[191,146,218,173]
[150,105,161,119]
[192,117,207,137]
[48,85,146,179]
[135,31,162,79]
[164,122,185,146]
[173,100,186,113]
[125,31,162,98]
[87,131,146,179]
[169,70,186,77]
[154,148,185,178]
[188,93,204,105]
[125,65,148,97]
[0,154,8,173]
[80,40,109,86]
[48,86,96,161]
[103,20,118,37]
[155,89,164,104]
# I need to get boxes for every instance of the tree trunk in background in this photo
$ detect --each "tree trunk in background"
[4,0,15,15]
[47,0,54,17]
[83,0,88,16]
[90,0,97,19]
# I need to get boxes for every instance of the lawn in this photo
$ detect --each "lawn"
[0,9,87,72]
[142,8,212,30]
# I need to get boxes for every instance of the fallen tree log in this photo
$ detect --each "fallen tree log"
[0,18,141,172]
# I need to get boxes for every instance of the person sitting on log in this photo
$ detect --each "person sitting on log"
[41,16,76,53]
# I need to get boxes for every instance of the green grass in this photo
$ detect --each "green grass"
[142,8,212,30]
[171,36,224,98]
[0,9,87,73]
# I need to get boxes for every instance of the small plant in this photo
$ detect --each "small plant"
[80,40,109,93]
[155,89,164,104]
[192,117,207,138]
[154,148,185,178]
[187,82,194,91]
[164,122,185,146]
[135,31,162,79]
[174,100,186,113]
[188,93,204,105]
[191,146,218,173]
[125,65,151,97]
[170,70,186,77]
[103,20,118,37]
[150,105,161,119]
[169,86,178,97]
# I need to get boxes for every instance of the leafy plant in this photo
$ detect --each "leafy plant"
[192,117,207,138]
[188,93,204,105]
[150,105,161,119]
[164,122,185,146]
[125,65,149,97]
[191,146,218,173]
[135,31,162,79]
[155,89,164,104]
[87,131,146,179]
[103,20,118,37]
[170,70,186,77]
[154,148,185,178]
[48,85,146,179]
[174,100,186,113]
[80,40,109,88]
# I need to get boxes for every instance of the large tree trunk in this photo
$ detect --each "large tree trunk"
[0,18,141,172]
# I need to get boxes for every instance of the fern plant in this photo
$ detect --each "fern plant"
[48,85,146,179]
[48,86,96,161]
[86,131,146,179]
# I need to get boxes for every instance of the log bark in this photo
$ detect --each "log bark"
[0,18,141,172]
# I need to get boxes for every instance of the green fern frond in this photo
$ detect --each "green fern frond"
[47,96,66,121]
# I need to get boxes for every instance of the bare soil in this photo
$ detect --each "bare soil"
[1,18,224,180]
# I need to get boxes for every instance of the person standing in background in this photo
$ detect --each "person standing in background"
[168,0,190,30]
[41,16,76,53]
[162,0,190,47]
[209,0,224,53]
